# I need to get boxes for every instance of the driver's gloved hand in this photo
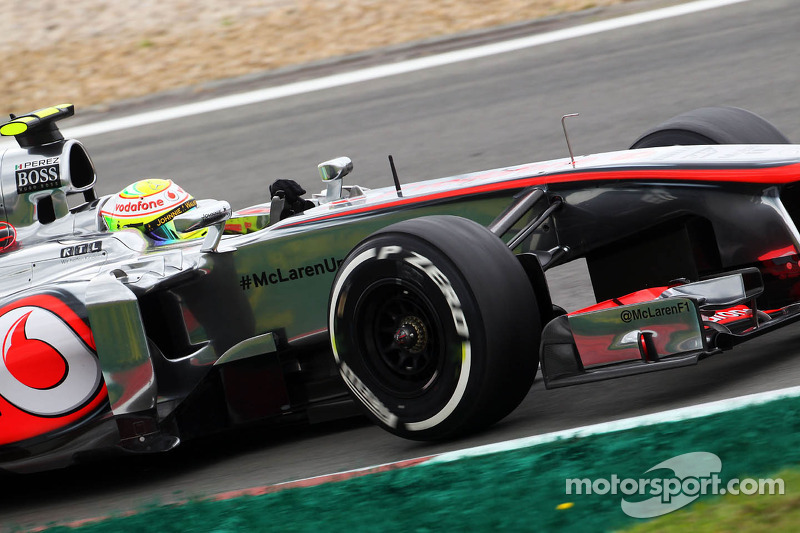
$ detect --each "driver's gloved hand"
[269,179,315,216]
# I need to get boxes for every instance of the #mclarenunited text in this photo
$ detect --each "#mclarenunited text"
[240,257,344,291]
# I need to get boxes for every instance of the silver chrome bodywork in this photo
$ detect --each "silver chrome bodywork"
[3,119,800,472]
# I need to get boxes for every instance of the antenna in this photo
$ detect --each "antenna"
[561,113,579,168]
[388,155,403,198]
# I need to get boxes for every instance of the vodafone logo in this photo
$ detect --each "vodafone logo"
[113,198,165,213]
[0,305,102,416]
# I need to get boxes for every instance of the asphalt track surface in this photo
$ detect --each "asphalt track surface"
[3,0,800,528]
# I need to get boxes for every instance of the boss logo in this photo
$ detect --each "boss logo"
[61,241,102,258]
[15,162,61,193]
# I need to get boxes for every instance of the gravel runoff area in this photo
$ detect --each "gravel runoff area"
[1,1,634,117]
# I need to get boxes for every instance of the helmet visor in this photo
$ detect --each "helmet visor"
[141,199,198,244]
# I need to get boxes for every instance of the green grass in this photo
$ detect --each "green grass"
[22,395,800,532]
[623,467,799,532]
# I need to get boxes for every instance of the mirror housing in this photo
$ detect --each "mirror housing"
[318,157,353,202]
[318,157,353,182]
[173,200,232,253]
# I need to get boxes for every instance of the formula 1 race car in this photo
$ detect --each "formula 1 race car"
[0,104,798,473]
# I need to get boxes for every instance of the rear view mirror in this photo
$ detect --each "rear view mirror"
[174,200,232,253]
[318,157,353,203]
[318,157,353,182]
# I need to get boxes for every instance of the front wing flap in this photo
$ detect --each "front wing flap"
[541,271,800,388]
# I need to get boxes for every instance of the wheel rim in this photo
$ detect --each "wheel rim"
[354,280,446,397]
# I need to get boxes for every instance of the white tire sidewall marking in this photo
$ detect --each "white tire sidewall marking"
[331,244,472,432]
[330,247,376,364]
[404,340,471,432]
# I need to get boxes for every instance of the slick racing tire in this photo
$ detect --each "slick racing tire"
[329,215,540,441]
[630,106,790,148]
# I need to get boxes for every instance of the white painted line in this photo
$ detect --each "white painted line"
[423,384,800,465]
[58,0,749,140]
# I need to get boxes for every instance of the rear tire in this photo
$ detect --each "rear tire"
[329,216,540,440]
[630,106,790,148]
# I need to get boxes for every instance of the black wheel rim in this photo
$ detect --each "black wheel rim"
[354,280,446,397]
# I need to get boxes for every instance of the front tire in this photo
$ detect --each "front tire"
[630,106,790,148]
[329,216,540,440]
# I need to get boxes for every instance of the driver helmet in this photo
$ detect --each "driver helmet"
[100,179,204,244]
